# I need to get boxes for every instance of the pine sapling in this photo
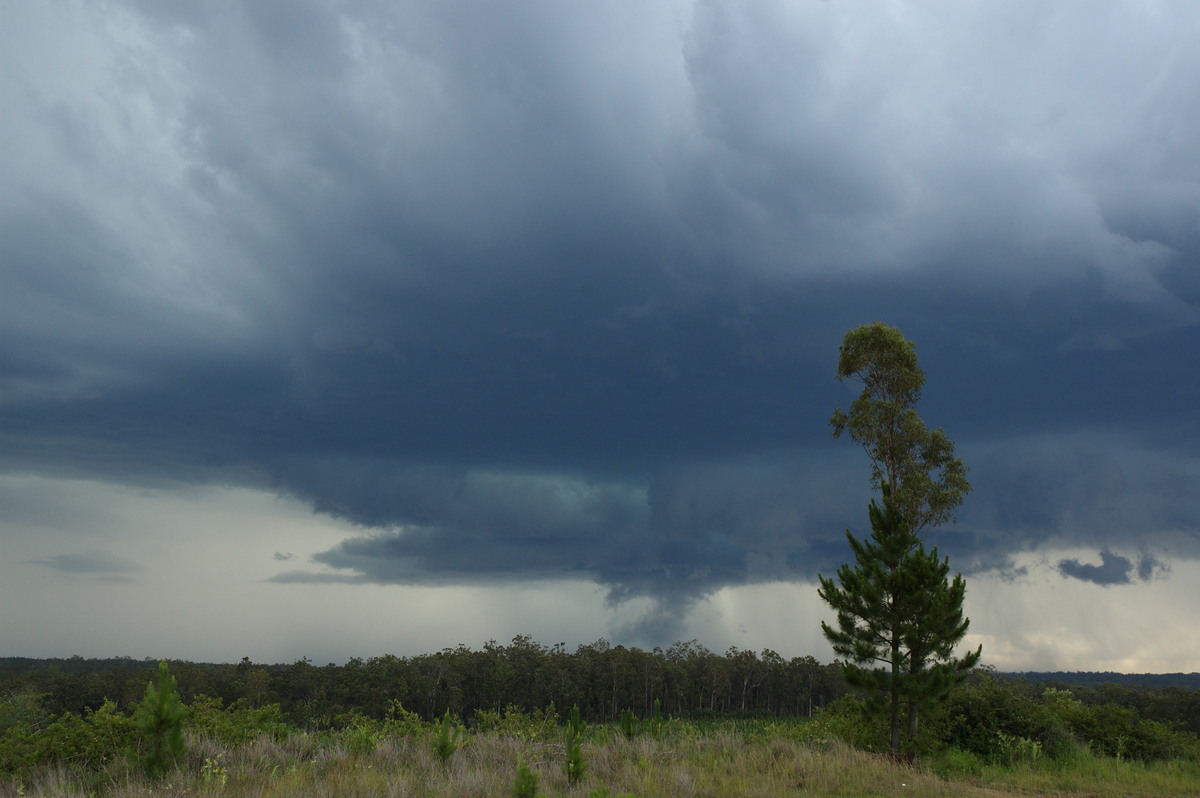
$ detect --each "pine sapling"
[565,705,587,785]
[618,708,639,739]
[512,760,541,798]
[134,661,186,779]
[431,710,465,764]
[647,698,666,739]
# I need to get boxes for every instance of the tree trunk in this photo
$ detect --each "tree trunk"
[889,644,901,756]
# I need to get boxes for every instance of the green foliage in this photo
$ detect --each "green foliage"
[931,674,1200,765]
[340,714,379,756]
[186,694,289,745]
[475,702,559,741]
[925,746,985,779]
[647,698,666,738]
[2,712,1198,796]
[618,708,639,739]
[819,487,980,756]
[200,755,229,787]
[0,699,139,781]
[384,699,426,737]
[830,321,970,533]
[565,704,587,785]
[993,731,1043,765]
[806,694,890,752]
[512,760,541,798]
[430,710,465,763]
[0,639,856,722]
[133,661,186,779]
[0,693,48,734]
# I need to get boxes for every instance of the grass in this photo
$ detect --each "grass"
[2,722,1198,797]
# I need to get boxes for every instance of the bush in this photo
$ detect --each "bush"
[926,746,984,779]
[808,694,890,752]
[475,703,559,742]
[384,699,426,738]
[186,695,290,746]
[0,700,139,780]
[0,693,48,734]
[932,674,1055,761]
[930,676,1200,764]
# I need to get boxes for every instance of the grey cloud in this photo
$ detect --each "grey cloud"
[1137,553,1168,582]
[31,551,141,576]
[1056,550,1169,587]
[1057,550,1135,586]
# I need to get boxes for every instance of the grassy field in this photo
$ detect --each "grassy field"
[3,722,1199,798]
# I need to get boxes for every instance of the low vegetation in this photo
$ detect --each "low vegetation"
[2,661,1198,797]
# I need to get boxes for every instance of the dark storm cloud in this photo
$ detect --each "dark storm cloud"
[1055,550,1167,587]
[4,2,1200,641]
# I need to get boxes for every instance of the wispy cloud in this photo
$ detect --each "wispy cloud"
[31,551,141,576]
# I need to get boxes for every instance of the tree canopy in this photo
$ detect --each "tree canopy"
[829,322,970,534]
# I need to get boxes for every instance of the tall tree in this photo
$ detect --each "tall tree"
[829,322,970,533]
[819,488,980,756]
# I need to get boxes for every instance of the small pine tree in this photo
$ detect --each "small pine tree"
[512,760,541,798]
[134,661,186,778]
[431,710,465,764]
[618,708,638,739]
[564,705,587,785]
[819,486,980,756]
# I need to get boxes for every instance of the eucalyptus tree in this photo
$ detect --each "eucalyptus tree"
[829,322,970,534]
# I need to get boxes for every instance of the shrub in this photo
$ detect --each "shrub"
[0,699,139,779]
[186,695,290,746]
[993,731,1042,766]
[384,699,425,737]
[932,674,1052,760]
[0,693,48,734]
[475,703,559,742]
[810,694,890,752]
[926,746,984,779]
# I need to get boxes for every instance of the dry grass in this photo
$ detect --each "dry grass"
[2,727,1198,797]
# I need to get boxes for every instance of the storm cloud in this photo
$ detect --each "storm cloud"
[3,1,1200,658]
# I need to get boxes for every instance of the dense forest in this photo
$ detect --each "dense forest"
[0,638,849,727]
[3,639,1199,737]
[1015,671,1200,690]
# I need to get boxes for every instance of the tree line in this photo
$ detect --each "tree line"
[0,638,849,729]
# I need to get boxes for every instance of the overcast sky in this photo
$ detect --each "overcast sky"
[3,1,1200,673]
